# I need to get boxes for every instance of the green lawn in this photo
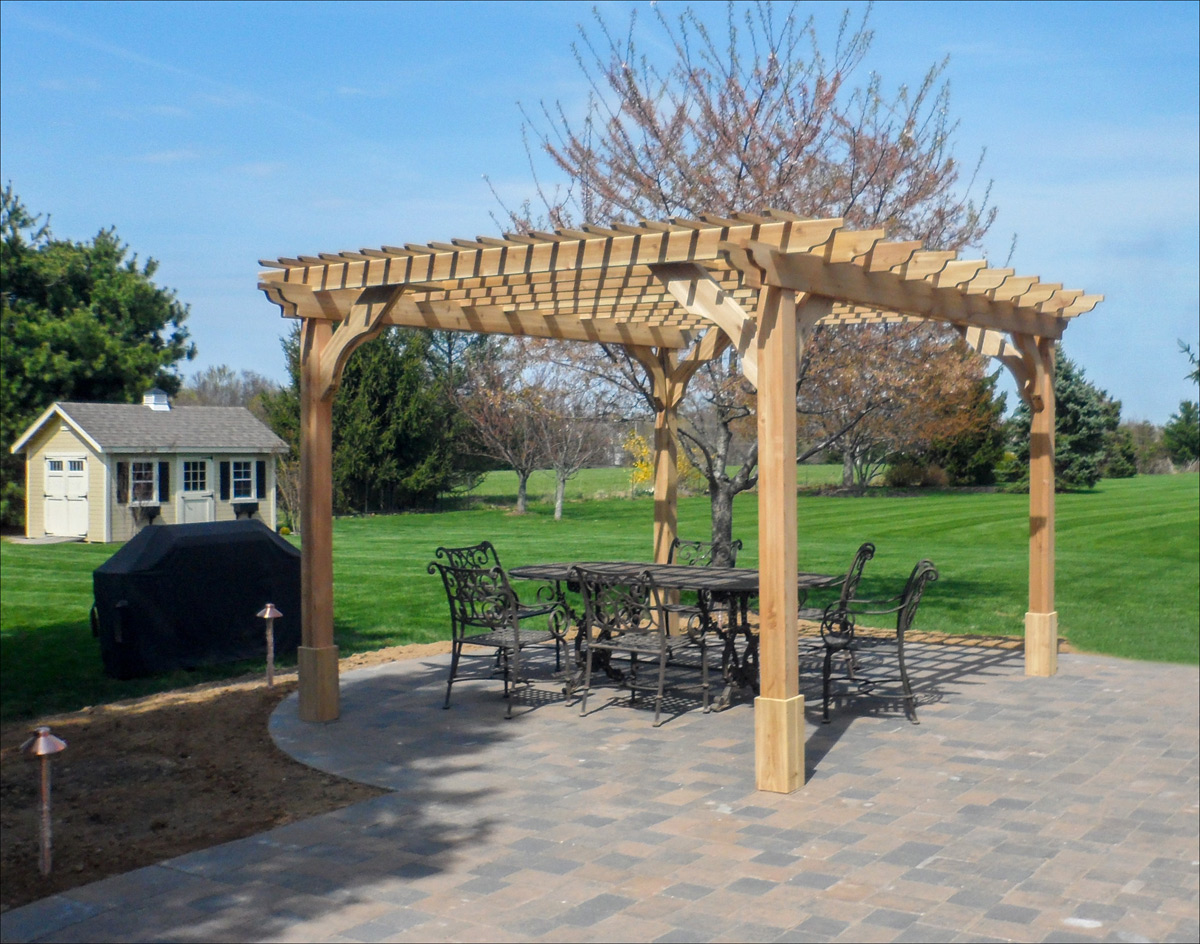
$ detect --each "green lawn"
[2,473,1196,720]
[458,463,846,506]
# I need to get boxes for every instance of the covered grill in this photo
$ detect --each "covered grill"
[91,520,301,679]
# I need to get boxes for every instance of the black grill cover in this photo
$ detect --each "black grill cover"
[92,520,301,679]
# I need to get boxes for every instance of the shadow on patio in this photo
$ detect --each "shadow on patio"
[3,642,1196,943]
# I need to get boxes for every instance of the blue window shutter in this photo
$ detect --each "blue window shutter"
[255,461,266,500]
[219,462,230,501]
[158,462,169,503]
[116,462,129,504]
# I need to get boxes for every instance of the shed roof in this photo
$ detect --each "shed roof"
[10,402,288,455]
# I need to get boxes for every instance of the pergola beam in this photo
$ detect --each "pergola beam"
[651,262,760,387]
[758,246,1069,339]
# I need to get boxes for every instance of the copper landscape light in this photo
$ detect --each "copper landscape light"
[21,726,67,876]
[257,603,283,686]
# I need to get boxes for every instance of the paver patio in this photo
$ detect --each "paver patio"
[2,641,1197,943]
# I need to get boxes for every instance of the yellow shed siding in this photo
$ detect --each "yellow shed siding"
[23,423,103,541]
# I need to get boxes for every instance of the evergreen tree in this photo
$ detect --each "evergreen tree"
[1,186,195,525]
[1004,349,1116,491]
[926,370,1007,485]
[1163,401,1199,465]
[260,324,459,516]
[1162,341,1200,466]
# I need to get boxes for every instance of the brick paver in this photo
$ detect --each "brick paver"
[2,643,1197,943]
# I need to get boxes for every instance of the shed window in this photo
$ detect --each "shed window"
[232,461,254,499]
[183,461,207,492]
[48,459,64,472]
[131,462,156,504]
[69,460,84,472]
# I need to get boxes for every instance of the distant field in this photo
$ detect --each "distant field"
[2,473,1196,719]
[463,463,846,505]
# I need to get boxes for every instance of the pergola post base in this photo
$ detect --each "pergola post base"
[297,645,340,722]
[1024,611,1058,677]
[755,695,805,793]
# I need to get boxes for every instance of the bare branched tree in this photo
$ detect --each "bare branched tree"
[530,362,612,520]
[494,1,1000,544]
[454,342,546,514]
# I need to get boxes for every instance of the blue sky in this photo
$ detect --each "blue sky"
[2,0,1197,423]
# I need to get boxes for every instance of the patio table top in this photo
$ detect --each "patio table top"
[509,561,842,594]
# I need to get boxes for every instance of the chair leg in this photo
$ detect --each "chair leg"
[579,643,595,716]
[822,647,834,724]
[507,639,522,720]
[444,641,461,709]
[700,638,710,713]
[501,648,514,720]
[653,647,668,726]
[897,636,918,724]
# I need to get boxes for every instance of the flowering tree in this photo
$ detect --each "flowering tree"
[800,325,993,488]
[500,1,1000,544]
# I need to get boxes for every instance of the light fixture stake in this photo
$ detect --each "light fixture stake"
[257,603,283,687]
[21,726,67,876]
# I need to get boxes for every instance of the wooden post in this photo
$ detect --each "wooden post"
[299,319,339,721]
[1026,337,1057,676]
[754,286,803,794]
[652,400,679,565]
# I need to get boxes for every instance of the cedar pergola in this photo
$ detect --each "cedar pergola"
[259,211,1100,794]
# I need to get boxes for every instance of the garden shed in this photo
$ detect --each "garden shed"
[10,389,288,543]
[258,211,1100,793]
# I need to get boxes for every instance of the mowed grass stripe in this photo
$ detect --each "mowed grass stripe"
[2,473,1196,719]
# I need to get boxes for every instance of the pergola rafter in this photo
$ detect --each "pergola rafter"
[259,211,1100,794]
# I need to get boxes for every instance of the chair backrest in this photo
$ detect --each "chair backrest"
[896,560,939,640]
[433,541,503,571]
[570,566,661,642]
[427,560,517,640]
[820,556,936,643]
[668,538,743,567]
[837,542,876,606]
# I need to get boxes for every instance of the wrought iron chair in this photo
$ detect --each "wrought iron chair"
[798,541,876,658]
[818,559,938,724]
[664,537,743,636]
[433,540,503,570]
[570,565,709,725]
[799,542,875,623]
[434,540,563,629]
[428,560,567,719]
[667,538,743,567]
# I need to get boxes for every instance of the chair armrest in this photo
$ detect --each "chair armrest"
[841,595,905,619]
[516,599,570,640]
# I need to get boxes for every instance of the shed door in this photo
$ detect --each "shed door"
[179,459,214,523]
[45,457,88,537]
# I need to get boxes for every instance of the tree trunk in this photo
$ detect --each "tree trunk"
[554,473,566,520]
[842,451,854,488]
[516,471,530,514]
[709,481,735,550]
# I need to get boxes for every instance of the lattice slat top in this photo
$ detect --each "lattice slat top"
[260,211,1099,348]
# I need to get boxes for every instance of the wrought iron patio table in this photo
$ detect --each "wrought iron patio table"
[508,562,841,710]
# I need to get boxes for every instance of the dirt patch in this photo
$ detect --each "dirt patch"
[0,642,450,913]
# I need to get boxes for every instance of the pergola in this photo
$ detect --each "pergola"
[259,210,1100,794]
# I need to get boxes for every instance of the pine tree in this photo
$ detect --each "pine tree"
[1004,349,1116,490]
